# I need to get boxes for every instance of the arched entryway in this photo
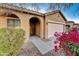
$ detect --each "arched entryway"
[30,17,40,37]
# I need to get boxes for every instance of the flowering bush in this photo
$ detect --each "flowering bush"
[54,26,79,56]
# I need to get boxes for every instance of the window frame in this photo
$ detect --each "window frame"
[7,18,21,28]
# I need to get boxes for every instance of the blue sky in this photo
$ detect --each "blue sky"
[33,3,79,23]
[62,4,79,23]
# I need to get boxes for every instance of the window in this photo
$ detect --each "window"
[66,25,70,32]
[66,25,70,29]
[7,19,20,28]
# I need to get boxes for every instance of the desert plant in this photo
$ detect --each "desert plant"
[0,28,25,56]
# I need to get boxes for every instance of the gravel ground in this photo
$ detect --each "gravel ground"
[17,41,64,56]
[17,47,54,56]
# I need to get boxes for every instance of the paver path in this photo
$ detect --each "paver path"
[17,36,64,56]
[29,36,54,54]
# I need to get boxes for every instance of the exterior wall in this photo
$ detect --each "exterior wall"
[66,22,74,32]
[66,22,74,28]
[74,24,79,31]
[45,13,66,39]
[0,16,7,28]
[46,13,66,23]
[0,8,44,43]
[0,8,66,42]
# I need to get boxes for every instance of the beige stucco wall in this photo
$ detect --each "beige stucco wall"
[65,22,74,32]
[0,8,44,43]
[45,12,66,39]
[0,16,7,28]
[46,13,66,23]
[66,22,74,28]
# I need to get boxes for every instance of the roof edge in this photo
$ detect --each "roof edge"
[45,10,67,22]
[0,4,44,16]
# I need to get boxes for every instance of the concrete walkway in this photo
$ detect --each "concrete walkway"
[29,36,54,54]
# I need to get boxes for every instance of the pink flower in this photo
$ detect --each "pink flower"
[54,46,59,52]
[53,26,79,56]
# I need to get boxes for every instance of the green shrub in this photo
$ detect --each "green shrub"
[0,28,25,56]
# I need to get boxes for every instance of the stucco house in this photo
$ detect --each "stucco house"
[66,21,79,31]
[0,4,67,43]
[66,21,74,28]
[66,21,74,31]
[74,23,79,31]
